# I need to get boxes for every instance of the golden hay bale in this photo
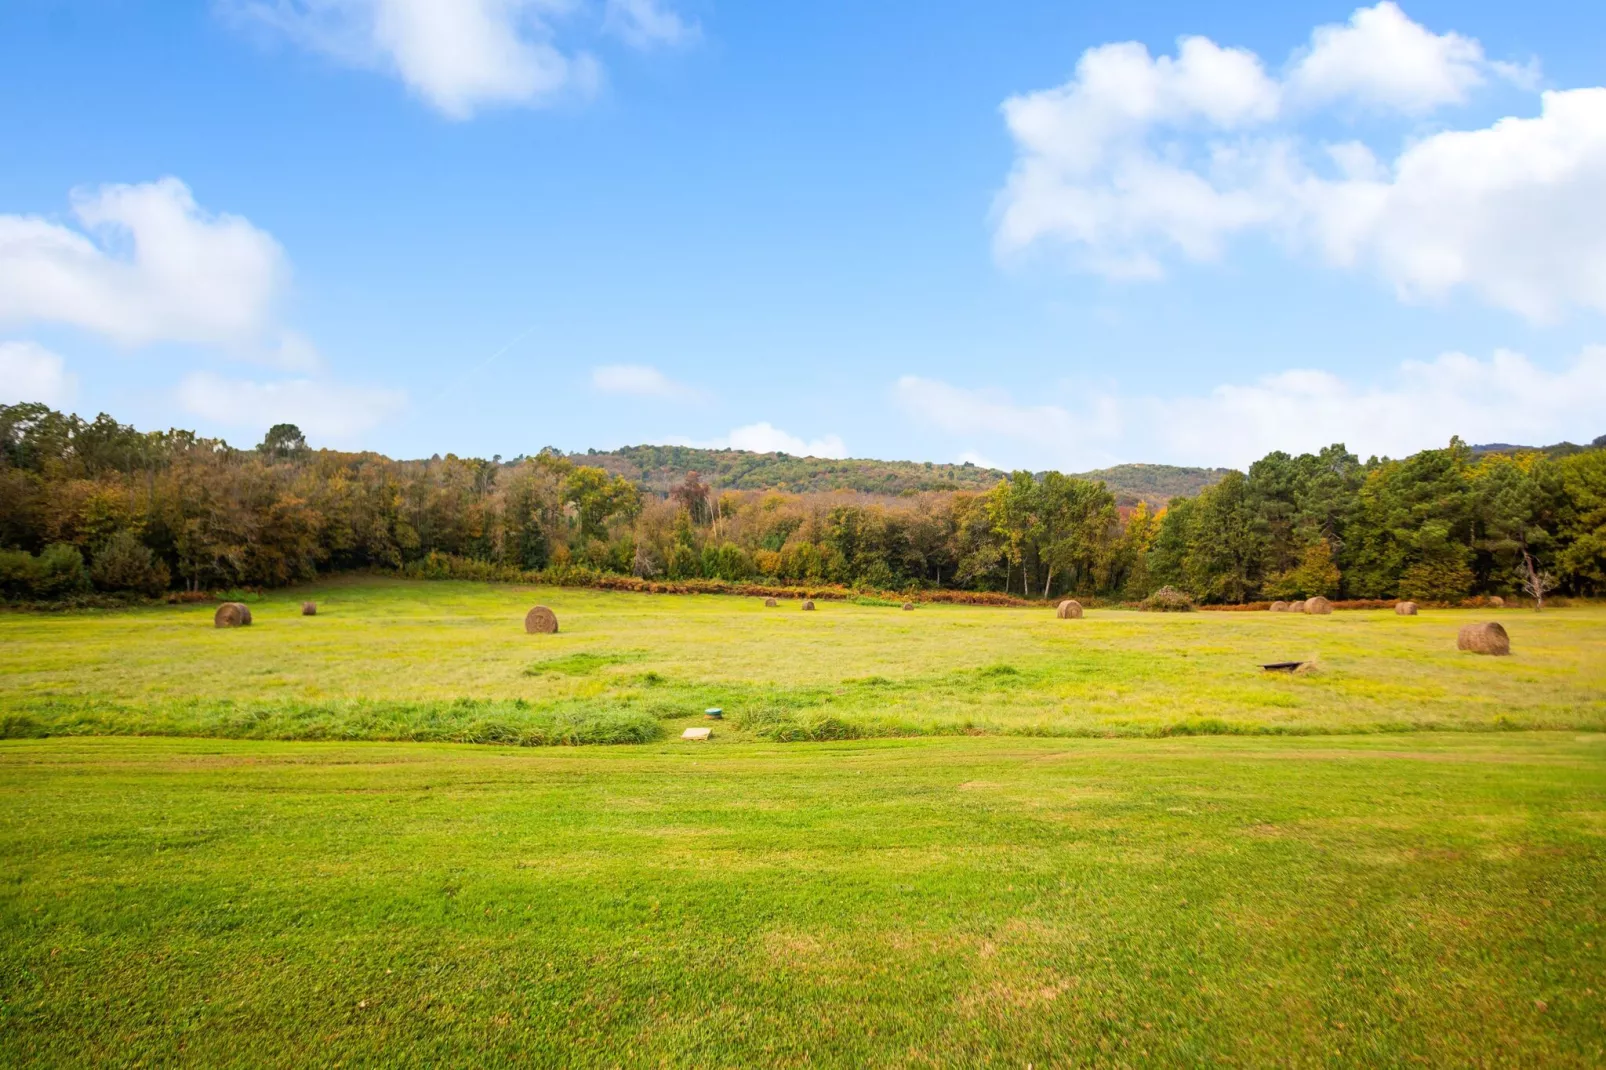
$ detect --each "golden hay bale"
[1489,595,1505,608]
[1269,601,1290,612]
[1289,600,1307,613]
[764,597,778,607]
[524,605,559,634]
[1304,595,1333,615]
[902,602,915,611]
[1458,621,1510,656]
[1395,601,1418,616]
[801,599,816,611]
[214,602,252,628]
[301,602,317,616]
[1056,599,1083,619]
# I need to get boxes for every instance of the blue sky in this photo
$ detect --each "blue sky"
[2,0,1605,470]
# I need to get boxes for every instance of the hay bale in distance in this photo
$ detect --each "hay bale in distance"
[1489,595,1506,608]
[1458,621,1510,656]
[524,605,559,634]
[214,602,252,628]
[681,727,712,741]
[902,602,915,611]
[801,599,816,611]
[1056,599,1083,619]
[301,601,317,616]
[1304,595,1333,615]
[1289,600,1307,613]
[764,597,778,607]
[1269,601,1290,612]
[1395,601,1418,616]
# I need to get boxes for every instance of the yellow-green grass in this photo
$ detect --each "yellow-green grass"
[0,576,1602,743]
[1,733,1602,1065]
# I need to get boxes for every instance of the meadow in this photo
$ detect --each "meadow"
[1,733,1602,1066]
[1,578,1604,1065]
[1,576,1603,743]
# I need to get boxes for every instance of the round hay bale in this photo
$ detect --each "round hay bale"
[301,601,317,616]
[902,602,915,611]
[1056,599,1083,619]
[214,602,252,628]
[1489,595,1505,608]
[1269,601,1290,612]
[801,599,816,611]
[1289,600,1307,613]
[1458,621,1510,656]
[1304,595,1333,615]
[764,597,778,607]
[1395,601,1418,616]
[524,605,559,634]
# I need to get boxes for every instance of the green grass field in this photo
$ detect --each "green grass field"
[2,576,1603,742]
[2,578,1604,1065]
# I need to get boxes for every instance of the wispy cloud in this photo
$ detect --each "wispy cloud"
[0,341,78,407]
[604,0,698,49]
[178,370,406,443]
[224,0,708,118]
[896,347,1606,470]
[670,422,849,459]
[591,363,704,400]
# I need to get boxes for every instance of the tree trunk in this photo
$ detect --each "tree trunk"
[1042,566,1053,600]
[1524,549,1544,612]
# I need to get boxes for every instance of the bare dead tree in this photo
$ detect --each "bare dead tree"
[1517,549,1558,611]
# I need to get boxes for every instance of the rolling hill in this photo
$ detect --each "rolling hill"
[566,445,1228,506]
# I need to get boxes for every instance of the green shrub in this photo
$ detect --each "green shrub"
[0,548,37,599]
[0,543,89,600]
[90,531,170,595]
[1140,585,1196,612]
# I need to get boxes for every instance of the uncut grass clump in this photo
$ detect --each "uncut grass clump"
[4,696,662,747]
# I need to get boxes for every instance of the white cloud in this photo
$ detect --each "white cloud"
[591,363,701,400]
[267,329,325,372]
[0,341,78,407]
[604,0,697,49]
[994,5,1600,320]
[727,422,847,459]
[670,422,849,459]
[956,451,999,470]
[228,0,603,118]
[1145,349,1606,464]
[894,375,1118,452]
[177,371,406,442]
[0,178,286,348]
[1297,89,1606,320]
[1286,1,1492,113]
[896,348,1606,471]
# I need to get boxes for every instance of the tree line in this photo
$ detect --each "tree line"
[2,403,1602,604]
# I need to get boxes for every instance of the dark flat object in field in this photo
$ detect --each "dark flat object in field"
[1261,661,1304,672]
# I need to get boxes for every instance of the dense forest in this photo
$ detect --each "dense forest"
[2,402,1603,605]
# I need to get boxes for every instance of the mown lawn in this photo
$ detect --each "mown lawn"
[0,576,1603,742]
[1,733,1602,1066]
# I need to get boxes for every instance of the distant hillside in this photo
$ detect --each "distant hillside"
[1072,463,1233,507]
[1472,437,1605,459]
[567,445,1227,506]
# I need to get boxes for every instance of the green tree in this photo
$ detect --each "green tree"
[565,467,641,542]
[259,423,308,462]
[1555,449,1606,592]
